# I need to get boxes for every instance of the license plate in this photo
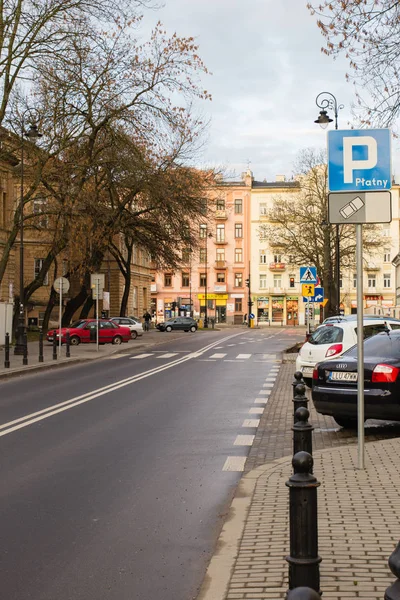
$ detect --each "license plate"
[47,337,53,341]
[329,371,358,382]
[302,367,314,376]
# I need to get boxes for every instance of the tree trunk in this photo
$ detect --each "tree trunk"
[63,285,89,324]
[80,295,94,318]
[42,288,58,332]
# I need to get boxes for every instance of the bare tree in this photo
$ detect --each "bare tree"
[308,1,400,126]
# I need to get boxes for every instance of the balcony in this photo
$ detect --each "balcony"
[215,260,227,268]
[214,284,227,293]
[215,210,227,220]
[214,237,227,245]
[365,263,380,271]
[269,262,286,271]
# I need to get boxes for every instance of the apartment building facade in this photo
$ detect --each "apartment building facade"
[151,172,252,324]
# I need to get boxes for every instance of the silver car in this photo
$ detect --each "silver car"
[109,317,144,339]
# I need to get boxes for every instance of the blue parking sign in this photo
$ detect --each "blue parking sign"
[328,129,391,192]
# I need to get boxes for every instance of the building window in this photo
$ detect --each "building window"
[234,272,243,287]
[200,198,207,215]
[216,224,225,243]
[199,248,206,263]
[339,276,343,288]
[182,272,189,287]
[353,273,357,288]
[216,248,225,261]
[164,273,172,287]
[367,273,376,288]
[33,196,48,228]
[200,273,207,287]
[235,223,243,238]
[182,248,191,263]
[273,275,282,288]
[217,272,225,283]
[384,273,391,288]
[259,202,268,215]
[273,253,282,263]
[216,198,225,210]
[234,198,243,214]
[259,250,267,264]
[2,191,7,227]
[235,248,243,263]
[235,298,242,311]
[288,255,295,264]
[384,248,391,262]
[34,258,49,285]
[199,224,207,238]
[259,274,267,289]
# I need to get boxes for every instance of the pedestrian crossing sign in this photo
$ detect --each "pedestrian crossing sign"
[302,283,315,298]
[300,266,317,283]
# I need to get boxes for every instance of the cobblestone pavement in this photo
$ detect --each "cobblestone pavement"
[245,354,400,472]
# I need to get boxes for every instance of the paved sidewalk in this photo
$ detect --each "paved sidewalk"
[198,361,400,600]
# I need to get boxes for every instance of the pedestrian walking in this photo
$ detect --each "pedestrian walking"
[243,313,247,325]
[143,310,151,332]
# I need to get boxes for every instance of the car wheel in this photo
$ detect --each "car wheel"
[333,416,358,429]
[303,377,312,389]
[112,335,123,345]
[131,330,138,339]
[165,325,172,332]
[70,335,80,346]
[190,325,196,332]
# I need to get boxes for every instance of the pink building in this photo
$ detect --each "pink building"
[151,173,252,324]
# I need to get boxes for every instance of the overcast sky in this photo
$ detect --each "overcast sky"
[141,0,398,182]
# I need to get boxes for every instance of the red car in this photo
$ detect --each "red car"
[46,319,131,345]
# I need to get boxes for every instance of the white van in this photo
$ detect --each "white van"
[296,317,400,386]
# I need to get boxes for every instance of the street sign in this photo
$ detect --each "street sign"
[328,191,392,224]
[249,313,255,319]
[302,283,315,298]
[53,277,70,294]
[300,266,317,283]
[302,286,324,303]
[328,129,391,192]
[91,273,105,300]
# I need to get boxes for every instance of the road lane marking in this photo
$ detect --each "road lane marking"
[156,353,178,359]
[0,332,246,438]
[236,354,251,359]
[249,407,264,414]
[254,398,268,403]
[108,354,127,359]
[263,383,274,388]
[242,419,260,427]
[209,353,227,359]
[222,457,246,472]
[130,353,154,359]
[234,435,255,446]
[223,360,244,362]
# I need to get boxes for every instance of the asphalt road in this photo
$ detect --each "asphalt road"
[0,327,303,600]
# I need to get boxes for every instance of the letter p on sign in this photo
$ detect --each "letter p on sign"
[343,136,377,183]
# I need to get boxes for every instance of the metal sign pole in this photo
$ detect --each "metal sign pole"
[307,298,310,334]
[96,280,99,352]
[59,285,63,356]
[356,224,365,469]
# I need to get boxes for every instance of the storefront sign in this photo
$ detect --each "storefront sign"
[197,293,228,300]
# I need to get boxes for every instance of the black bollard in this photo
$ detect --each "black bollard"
[293,383,308,422]
[292,371,304,399]
[385,541,400,600]
[38,329,44,363]
[287,587,322,600]
[4,332,10,368]
[52,334,57,360]
[286,451,321,594]
[65,329,71,358]
[293,407,313,458]
[23,333,28,366]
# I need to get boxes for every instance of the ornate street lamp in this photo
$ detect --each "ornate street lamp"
[14,115,43,355]
[204,230,212,328]
[314,92,344,314]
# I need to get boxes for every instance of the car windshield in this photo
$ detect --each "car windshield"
[345,332,400,358]
[308,325,343,345]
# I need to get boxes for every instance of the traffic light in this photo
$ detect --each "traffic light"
[289,277,295,288]
[245,278,250,288]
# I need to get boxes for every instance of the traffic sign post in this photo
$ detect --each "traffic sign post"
[327,127,393,471]
[53,277,70,356]
[300,266,317,284]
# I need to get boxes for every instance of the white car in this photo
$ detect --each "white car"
[296,318,400,386]
[109,317,143,339]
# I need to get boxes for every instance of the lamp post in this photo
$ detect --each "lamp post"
[14,114,43,355]
[204,230,212,328]
[315,92,344,315]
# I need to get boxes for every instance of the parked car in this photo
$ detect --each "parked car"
[46,319,131,345]
[312,329,400,428]
[156,317,198,332]
[109,317,143,339]
[296,317,400,386]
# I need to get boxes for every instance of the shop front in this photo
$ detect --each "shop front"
[271,296,284,324]
[256,296,269,324]
[286,297,299,325]
[197,293,228,323]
